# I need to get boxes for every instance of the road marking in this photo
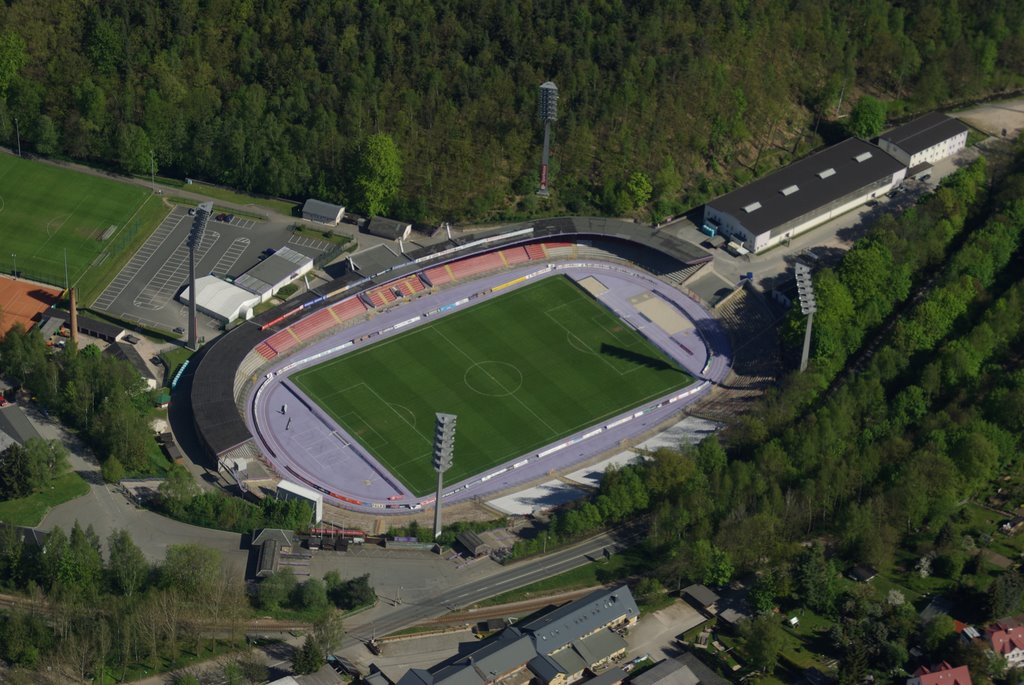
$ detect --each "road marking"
[211,237,250,277]
[93,207,186,311]
[132,230,221,310]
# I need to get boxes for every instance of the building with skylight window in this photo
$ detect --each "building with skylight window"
[702,137,906,253]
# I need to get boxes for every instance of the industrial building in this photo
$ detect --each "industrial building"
[877,112,969,173]
[234,246,314,303]
[396,586,640,685]
[301,198,345,226]
[178,275,261,323]
[366,216,412,242]
[103,341,160,390]
[703,138,906,253]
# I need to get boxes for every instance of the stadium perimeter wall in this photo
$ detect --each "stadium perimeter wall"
[190,217,713,467]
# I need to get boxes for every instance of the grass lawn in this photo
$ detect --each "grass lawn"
[0,153,154,295]
[160,347,195,387]
[155,177,297,215]
[0,472,90,526]
[291,223,354,245]
[95,637,247,684]
[292,276,691,495]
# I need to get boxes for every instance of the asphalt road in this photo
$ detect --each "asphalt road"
[339,529,635,649]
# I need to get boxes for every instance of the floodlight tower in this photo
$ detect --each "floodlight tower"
[795,263,818,373]
[433,413,457,539]
[537,81,559,197]
[187,202,212,350]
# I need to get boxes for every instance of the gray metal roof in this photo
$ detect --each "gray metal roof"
[104,341,157,380]
[235,247,313,295]
[348,244,409,276]
[574,628,626,665]
[631,655,727,685]
[522,585,638,654]
[302,198,345,219]
[0,405,42,446]
[43,307,126,341]
[682,584,719,608]
[587,666,627,685]
[461,631,536,679]
[527,654,565,683]
[879,112,968,156]
[457,530,488,554]
[367,216,411,240]
[549,646,587,676]
[706,138,904,238]
[397,669,435,685]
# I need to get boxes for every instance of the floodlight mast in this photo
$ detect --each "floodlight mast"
[537,81,559,197]
[795,263,818,373]
[433,413,457,539]
[187,202,213,350]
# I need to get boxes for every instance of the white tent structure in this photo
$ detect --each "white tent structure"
[179,275,261,323]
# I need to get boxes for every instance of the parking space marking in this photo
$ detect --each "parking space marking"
[93,207,187,311]
[211,237,250,277]
[132,230,221,310]
[288,234,331,252]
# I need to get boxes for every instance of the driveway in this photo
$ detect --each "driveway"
[625,600,708,660]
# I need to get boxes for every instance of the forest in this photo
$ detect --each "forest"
[0,1,1023,222]
[517,140,1024,682]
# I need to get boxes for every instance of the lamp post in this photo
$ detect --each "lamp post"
[795,263,818,373]
[433,413,457,539]
[537,81,559,197]
[150,149,156,192]
[14,117,20,157]
[10,253,16,278]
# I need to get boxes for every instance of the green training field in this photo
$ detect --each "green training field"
[0,153,152,292]
[292,276,691,496]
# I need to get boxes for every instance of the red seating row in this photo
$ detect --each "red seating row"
[331,297,367,321]
[255,342,276,360]
[266,328,301,355]
[393,274,426,296]
[289,308,336,340]
[502,246,530,265]
[448,251,504,280]
[525,244,547,260]
[365,284,398,308]
[424,265,453,286]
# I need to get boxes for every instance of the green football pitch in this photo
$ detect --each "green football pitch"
[0,153,152,293]
[291,276,692,496]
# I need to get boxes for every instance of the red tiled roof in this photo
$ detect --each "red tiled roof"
[910,662,972,685]
[989,625,1024,656]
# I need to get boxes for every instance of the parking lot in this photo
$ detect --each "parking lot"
[92,204,330,335]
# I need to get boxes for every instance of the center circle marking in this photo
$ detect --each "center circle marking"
[464,361,523,397]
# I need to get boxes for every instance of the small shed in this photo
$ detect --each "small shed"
[682,584,720,614]
[846,564,878,583]
[457,530,492,557]
[302,198,345,226]
[366,216,412,241]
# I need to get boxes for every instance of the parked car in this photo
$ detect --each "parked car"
[173,327,185,335]
[921,173,932,182]
[224,214,235,222]
[187,207,196,216]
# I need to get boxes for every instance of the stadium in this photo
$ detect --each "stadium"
[190,217,733,513]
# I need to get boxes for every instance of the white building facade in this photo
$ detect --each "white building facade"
[877,112,969,169]
[704,138,906,253]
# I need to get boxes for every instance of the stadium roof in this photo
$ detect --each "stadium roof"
[235,247,313,295]
[301,198,345,218]
[879,112,969,155]
[349,244,409,276]
[707,138,905,238]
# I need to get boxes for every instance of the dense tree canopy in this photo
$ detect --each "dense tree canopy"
[0,1,1021,221]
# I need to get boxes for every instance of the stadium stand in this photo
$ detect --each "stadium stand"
[525,244,547,261]
[543,242,576,258]
[290,308,337,340]
[255,342,276,360]
[502,246,530,265]
[265,328,302,356]
[449,251,504,280]
[330,297,367,321]
[364,283,398,308]
[423,264,454,286]
[393,274,426,296]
